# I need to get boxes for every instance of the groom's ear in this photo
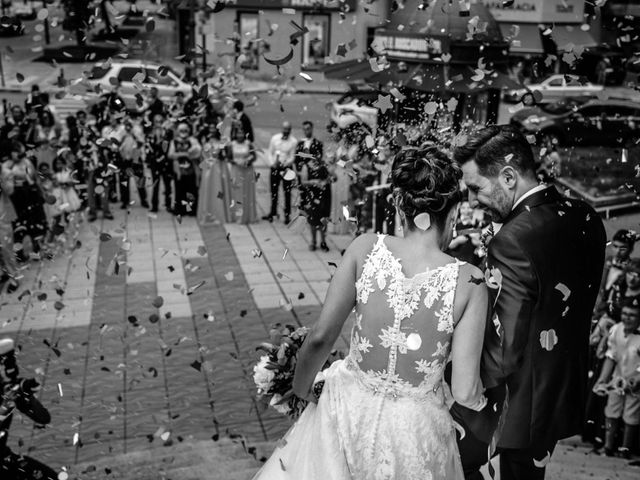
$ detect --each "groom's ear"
[499,165,518,189]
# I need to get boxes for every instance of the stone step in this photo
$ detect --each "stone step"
[67,438,268,480]
[165,457,260,480]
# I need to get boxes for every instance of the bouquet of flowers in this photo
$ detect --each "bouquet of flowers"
[253,323,343,419]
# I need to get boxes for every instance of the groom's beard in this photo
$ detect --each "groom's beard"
[486,187,512,223]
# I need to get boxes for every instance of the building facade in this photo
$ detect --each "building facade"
[181,0,388,75]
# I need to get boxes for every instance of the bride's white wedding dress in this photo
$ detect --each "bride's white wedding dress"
[253,235,465,479]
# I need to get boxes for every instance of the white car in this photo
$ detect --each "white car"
[504,74,603,104]
[328,91,380,132]
[84,61,192,110]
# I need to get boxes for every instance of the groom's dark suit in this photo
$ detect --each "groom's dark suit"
[452,186,606,479]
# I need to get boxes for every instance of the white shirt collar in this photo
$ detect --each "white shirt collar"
[512,184,549,211]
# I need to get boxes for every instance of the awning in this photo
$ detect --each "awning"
[499,23,544,54]
[550,25,598,51]
[323,60,373,82]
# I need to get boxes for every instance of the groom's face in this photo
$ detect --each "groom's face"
[461,160,512,223]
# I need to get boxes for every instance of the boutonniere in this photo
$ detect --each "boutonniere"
[475,223,495,259]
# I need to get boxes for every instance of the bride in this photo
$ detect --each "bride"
[253,146,489,479]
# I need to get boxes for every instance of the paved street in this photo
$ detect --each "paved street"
[0,127,637,479]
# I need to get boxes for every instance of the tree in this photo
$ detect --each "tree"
[62,0,94,47]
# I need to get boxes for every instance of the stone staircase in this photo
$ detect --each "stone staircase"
[65,438,277,480]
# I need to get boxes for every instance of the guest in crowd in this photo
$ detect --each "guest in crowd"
[119,119,148,209]
[295,124,330,251]
[0,156,17,292]
[1,142,47,262]
[599,229,637,304]
[230,100,254,142]
[147,114,173,213]
[168,122,201,217]
[593,298,640,457]
[226,125,256,224]
[198,124,229,224]
[264,121,298,224]
[328,130,356,235]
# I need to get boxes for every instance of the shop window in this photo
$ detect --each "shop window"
[237,12,260,70]
[302,14,330,70]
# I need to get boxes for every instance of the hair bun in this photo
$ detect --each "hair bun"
[391,146,462,228]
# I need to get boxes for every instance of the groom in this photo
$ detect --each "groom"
[451,125,606,480]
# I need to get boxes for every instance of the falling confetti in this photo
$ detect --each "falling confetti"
[555,283,571,301]
[539,330,558,351]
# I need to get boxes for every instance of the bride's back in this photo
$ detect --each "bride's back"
[350,233,465,393]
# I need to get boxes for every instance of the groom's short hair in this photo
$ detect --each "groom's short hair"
[453,125,537,179]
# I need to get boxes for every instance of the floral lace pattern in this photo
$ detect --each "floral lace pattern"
[253,235,466,480]
[353,234,462,397]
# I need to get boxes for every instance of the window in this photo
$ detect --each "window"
[302,14,330,70]
[237,12,259,70]
[578,106,605,118]
[117,67,144,83]
[547,77,564,87]
[145,68,177,86]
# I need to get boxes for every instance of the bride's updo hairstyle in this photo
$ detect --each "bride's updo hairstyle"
[391,146,462,231]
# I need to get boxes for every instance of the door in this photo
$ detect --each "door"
[144,67,180,100]
[539,76,565,103]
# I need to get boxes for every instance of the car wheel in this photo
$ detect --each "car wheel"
[540,131,563,148]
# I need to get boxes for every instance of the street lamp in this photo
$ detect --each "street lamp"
[42,0,50,44]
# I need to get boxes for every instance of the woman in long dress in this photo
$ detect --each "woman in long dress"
[253,146,488,480]
[226,125,257,224]
[197,125,231,224]
[328,132,358,235]
[34,110,61,170]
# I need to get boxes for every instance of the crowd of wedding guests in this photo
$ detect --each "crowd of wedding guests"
[584,228,640,460]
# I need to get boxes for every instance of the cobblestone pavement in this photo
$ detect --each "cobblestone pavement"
[0,141,638,479]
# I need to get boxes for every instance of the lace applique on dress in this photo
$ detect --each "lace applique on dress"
[352,234,462,397]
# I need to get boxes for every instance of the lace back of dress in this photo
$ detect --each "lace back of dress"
[351,235,462,399]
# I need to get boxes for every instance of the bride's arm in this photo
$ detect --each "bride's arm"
[451,263,489,410]
[292,235,370,399]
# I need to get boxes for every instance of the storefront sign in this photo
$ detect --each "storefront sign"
[372,33,444,60]
[223,0,357,12]
[486,0,583,23]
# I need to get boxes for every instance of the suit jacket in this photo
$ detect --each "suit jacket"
[294,138,324,168]
[454,186,606,449]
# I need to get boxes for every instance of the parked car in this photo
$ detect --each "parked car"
[327,89,382,132]
[85,61,192,110]
[0,15,24,37]
[511,99,640,148]
[504,74,603,104]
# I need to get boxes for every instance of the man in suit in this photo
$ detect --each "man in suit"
[230,100,254,142]
[452,125,606,480]
[295,120,323,165]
